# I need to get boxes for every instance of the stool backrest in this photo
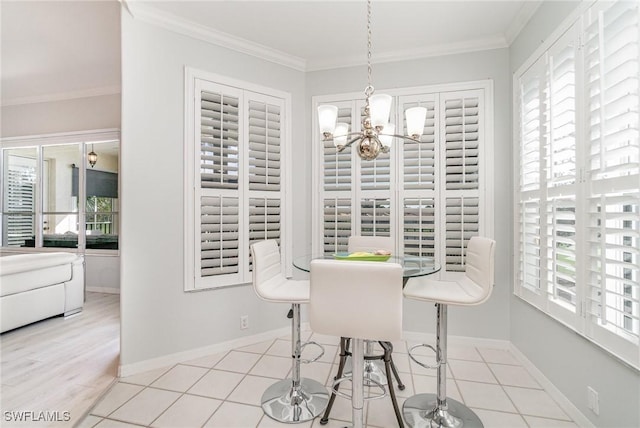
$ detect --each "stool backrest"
[464,236,496,297]
[348,235,393,253]
[309,259,403,342]
[250,240,284,299]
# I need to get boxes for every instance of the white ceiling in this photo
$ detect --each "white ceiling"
[1,0,542,106]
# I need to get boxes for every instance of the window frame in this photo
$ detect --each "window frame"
[0,129,121,255]
[184,67,292,291]
[311,80,494,280]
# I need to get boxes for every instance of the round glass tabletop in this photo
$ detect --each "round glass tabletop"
[293,254,441,279]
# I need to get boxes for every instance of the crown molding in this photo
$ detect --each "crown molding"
[123,1,307,72]
[307,35,510,72]
[1,85,121,107]
[504,0,543,45]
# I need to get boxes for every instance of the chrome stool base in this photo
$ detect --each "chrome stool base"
[402,394,484,428]
[261,378,330,424]
[344,355,389,386]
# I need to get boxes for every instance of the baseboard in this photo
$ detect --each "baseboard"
[86,287,120,294]
[509,344,595,428]
[118,325,291,377]
[403,330,512,350]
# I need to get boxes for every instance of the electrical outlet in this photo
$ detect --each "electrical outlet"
[240,315,249,330]
[587,386,599,415]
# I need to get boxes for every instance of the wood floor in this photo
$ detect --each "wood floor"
[1,292,120,428]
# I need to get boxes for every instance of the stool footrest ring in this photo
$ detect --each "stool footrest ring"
[330,374,387,401]
[300,340,325,364]
[408,343,440,370]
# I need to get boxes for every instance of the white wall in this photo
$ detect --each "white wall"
[1,94,121,138]
[120,10,308,367]
[306,48,512,340]
[509,2,640,427]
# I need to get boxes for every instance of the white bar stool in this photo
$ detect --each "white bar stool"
[251,240,329,423]
[402,236,496,428]
[310,258,404,428]
[344,235,403,388]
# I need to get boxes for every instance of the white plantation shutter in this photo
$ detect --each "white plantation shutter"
[545,198,577,311]
[583,0,639,362]
[520,57,545,192]
[399,95,439,261]
[445,197,479,271]
[443,96,480,191]
[515,0,639,367]
[323,198,351,254]
[402,99,437,190]
[4,159,36,246]
[403,198,436,258]
[248,100,281,191]
[587,192,640,352]
[248,198,281,269]
[188,74,289,290]
[200,90,240,189]
[441,91,483,272]
[520,200,542,293]
[360,198,391,237]
[200,196,240,279]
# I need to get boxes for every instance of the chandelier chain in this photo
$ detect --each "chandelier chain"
[365,0,373,97]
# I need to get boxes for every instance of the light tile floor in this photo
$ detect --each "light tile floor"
[78,333,579,428]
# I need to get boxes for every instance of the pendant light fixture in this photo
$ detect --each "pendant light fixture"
[88,145,98,168]
[317,0,427,161]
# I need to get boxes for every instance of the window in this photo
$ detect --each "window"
[514,0,639,368]
[184,68,291,290]
[1,131,120,252]
[312,81,493,279]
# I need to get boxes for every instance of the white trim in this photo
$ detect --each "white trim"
[86,286,120,294]
[0,129,120,147]
[118,324,293,377]
[503,1,544,45]
[509,343,597,428]
[124,1,306,72]
[307,36,509,72]
[1,86,121,107]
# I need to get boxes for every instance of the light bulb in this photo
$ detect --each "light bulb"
[334,122,349,147]
[369,94,392,129]
[318,105,338,136]
[379,123,395,148]
[406,106,427,138]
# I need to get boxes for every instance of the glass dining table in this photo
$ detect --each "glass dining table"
[293,253,441,285]
[293,253,441,386]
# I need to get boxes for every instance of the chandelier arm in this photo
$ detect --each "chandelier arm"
[378,133,421,143]
[337,136,364,152]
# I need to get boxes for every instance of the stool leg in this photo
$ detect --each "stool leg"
[402,303,484,427]
[261,303,329,423]
[380,341,405,390]
[320,337,349,425]
[352,338,365,428]
[383,346,404,428]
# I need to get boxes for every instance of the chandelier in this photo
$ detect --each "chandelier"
[317,0,427,161]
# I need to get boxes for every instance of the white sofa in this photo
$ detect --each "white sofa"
[1,252,84,333]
